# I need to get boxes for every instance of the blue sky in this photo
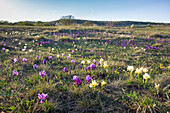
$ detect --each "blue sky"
[0,0,170,23]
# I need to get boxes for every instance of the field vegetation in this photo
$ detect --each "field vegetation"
[0,25,170,112]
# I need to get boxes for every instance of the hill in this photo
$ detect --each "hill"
[1,19,170,26]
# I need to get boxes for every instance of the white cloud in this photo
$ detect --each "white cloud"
[0,0,26,22]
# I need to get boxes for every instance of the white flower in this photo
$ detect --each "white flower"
[57,54,60,57]
[127,66,134,72]
[89,80,98,88]
[29,49,33,52]
[87,60,91,64]
[22,48,26,51]
[139,67,144,71]
[101,80,107,86]
[104,61,108,65]
[155,83,160,90]
[100,58,104,65]
[143,73,150,80]
[52,48,55,51]
[81,60,85,64]
[143,68,148,73]
[135,68,142,74]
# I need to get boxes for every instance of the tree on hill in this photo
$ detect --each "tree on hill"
[43,23,50,26]
[60,19,76,26]
[82,21,93,26]
[18,21,34,26]
[0,21,13,25]
[0,21,8,25]
[60,15,74,19]
[35,21,43,26]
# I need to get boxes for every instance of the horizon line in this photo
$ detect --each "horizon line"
[1,18,170,24]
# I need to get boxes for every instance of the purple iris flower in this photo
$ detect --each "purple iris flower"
[71,59,75,63]
[72,50,74,53]
[39,71,47,77]
[67,56,70,60]
[74,79,81,85]
[80,65,82,69]
[87,66,90,70]
[155,47,159,50]
[2,48,6,51]
[85,38,88,41]
[98,62,101,66]
[22,58,27,62]
[86,75,92,82]
[49,56,52,59]
[93,60,97,64]
[49,100,53,102]
[13,70,18,76]
[90,64,96,70]
[38,93,48,103]
[43,60,47,64]
[72,75,78,81]
[63,67,68,72]
[33,64,37,69]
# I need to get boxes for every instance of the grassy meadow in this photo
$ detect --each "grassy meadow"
[0,25,170,113]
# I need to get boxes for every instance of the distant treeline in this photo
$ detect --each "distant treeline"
[0,19,170,27]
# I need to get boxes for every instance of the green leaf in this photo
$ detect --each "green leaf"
[10,106,16,110]
[17,97,20,101]
[126,80,133,84]
[45,99,48,104]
